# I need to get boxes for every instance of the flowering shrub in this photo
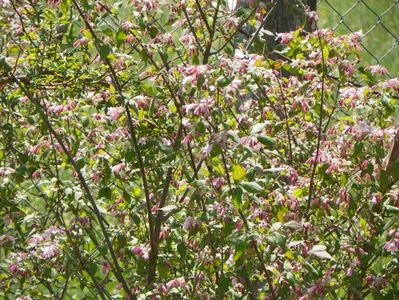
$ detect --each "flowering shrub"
[0,0,398,299]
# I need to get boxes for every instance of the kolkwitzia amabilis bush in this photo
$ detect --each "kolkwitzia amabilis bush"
[0,0,398,299]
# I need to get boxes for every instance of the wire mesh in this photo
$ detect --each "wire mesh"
[317,0,399,75]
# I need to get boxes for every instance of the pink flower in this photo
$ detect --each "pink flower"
[287,168,299,185]
[131,244,149,260]
[346,267,353,277]
[107,107,124,121]
[337,188,350,206]
[121,21,132,32]
[0,167,16,176]
[96,2,106,13]
[276,32,293,45]
[212,177,224,189]
[183,216,194,231]
[162,277,186,293]
[125,34,136,44]
[326,160,338,174]
[42,244,60,259]
[387,78,399,90]
[367,65,388,75]
[111,162,125,174]
[383,240,398,252]
[47,0,61,7]
[371,194,380,205]
[131,245,142,255]
[102,261,112,275]
[73,37,90,48]
[194,97,214,117]
[20,96,28,103]
[9,263,19,277]
[48,104,65,115]
[307,10,319,22]
[183,134,192,144]
[44,226,65,237]
[27,234,45,246]
[350,31,363,44]
[32,170,41,179]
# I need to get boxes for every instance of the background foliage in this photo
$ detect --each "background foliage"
[318,0,399,74]
[0,0,399,299]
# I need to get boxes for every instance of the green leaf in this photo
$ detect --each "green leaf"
[116,31,127,47]
[384,204,399,215]
[257,135,276,148]
[158,205,177,212]
[0,57,12,71]
[233,186,243,209]
[275,233,287,248]
[251,123,267,134]
[89,262,98,275]
[309,245,332,260]
[392,161,399,180]
[158,263,169,279]
[76,158,86,170]
[125,149,135,162]
[232,164,246,181]
[286,272,296,285]
[322,46,329,61]
[177,242,186,258]
[353,141,363,157]
[240,181,263,193]
[159,5,170,26]
[234,242,247,261]
[99,44,111,59]
[283,221,302,230]
[99,187,112,199]
[99,244,108,256]
[217,76,233,88]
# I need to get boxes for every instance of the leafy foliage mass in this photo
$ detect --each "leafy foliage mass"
[0,0,398,299]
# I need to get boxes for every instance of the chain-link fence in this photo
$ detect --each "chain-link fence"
[317,0,399,75]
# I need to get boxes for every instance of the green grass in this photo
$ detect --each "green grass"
[318,0,399,76]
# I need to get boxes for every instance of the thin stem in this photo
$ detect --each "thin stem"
[305,27,327,221]
[220,151,277,300]
[246,0,280,50]
[7,73,134,299]
[71,0,157,290]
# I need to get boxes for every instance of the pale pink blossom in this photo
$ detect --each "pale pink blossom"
[16,296,32,300]
[32,170,41,179]
[287,168,299,185]
[162,277,186,293]
[367,65,388,75]
[9,263,19,277]
[276,32,293,45]
[47,0,61,7]
[41,244,60,259]
[102,261,112,275]
[0,167,16,176]
[183,216,195,231]
[212,177,224,189]
[121,21,132,32]
[20,96,28,103]
[111,162,125,174]
[183,134,192,144]
[107,107,124,121]
[383,240,398,252]
[350,31,363,44]
[73,37,90,48]
[131,244,149,260]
